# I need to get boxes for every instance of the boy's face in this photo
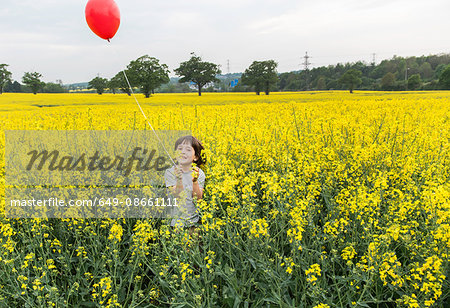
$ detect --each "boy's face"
[176,140,197,165]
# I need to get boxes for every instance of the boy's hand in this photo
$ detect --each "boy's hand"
[191,164,199,182]
[174,165,183,180]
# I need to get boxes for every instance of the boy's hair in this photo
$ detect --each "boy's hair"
[174,135,206,167]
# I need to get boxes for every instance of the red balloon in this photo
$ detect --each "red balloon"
[85,0,120,41]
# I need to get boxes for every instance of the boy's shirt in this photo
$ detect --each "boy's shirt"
[164,165,205,227]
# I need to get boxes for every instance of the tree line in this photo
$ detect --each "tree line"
[277,53,450,92]
[0,65,66,94]
[1,53,450,96]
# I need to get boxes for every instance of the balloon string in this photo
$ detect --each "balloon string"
[107,42,177,168]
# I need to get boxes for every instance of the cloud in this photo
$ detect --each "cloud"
[1,0,449,83]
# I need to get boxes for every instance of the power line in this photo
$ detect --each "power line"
[302,51,311,71]
[302,51,311,91]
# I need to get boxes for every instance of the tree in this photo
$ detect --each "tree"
[0,64,12,94]
[4,80,22,93]
[43,82,66,93]
[241,60,278,95]
[316,76,327,90]
[88,76,108,94]
[107,79,117,94]
[381,72,396,90]
[434,64,447,80]
[407,74,422,90]
[127,55,170,98]
[22,72,45,94]
[110,72,131,95]
[338,69,362,93]
[419,62,433,80]
[438,65,450,89]
[174,52,221,96]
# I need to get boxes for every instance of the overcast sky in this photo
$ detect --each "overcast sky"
[1,0,449,84]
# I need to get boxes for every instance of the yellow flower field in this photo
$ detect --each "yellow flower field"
[0,91,449,307]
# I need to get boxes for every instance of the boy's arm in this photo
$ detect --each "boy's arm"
[192,170,205,200]
[166,168,184,197]
[192,181,203,200]
[168,177,184,197]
